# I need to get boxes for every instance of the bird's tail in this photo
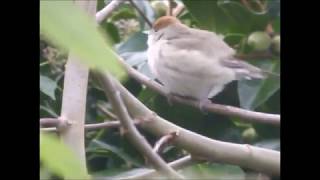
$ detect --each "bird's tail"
[220,58,280,80]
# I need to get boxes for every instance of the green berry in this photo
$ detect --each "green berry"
[242,127,257,141]
[247,31,272,51]
[151,1,167,17]
[272,35,280,54]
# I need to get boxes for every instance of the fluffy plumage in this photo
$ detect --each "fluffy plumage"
[147,16,266,103]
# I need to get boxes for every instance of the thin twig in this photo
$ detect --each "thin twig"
[254,0,266,12]
[96,0,126,24]
[128,0,153,28]
[167,0,175,16]
[98,155,194,180]
[40,120,141,132]
[96,103,118,119]
[95,71,184,179]
[153,131,178,154]
[40,118,61,127]
[241,0,252,10]
[114,54,280,126]
[172,3,185,17]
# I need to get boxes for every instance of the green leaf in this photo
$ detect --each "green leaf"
[133,0,156,30]
[102,22,121,44]
[116,32,153,78]
[117,32,148,54]
[183,0,269,34]
[218,1,269,33]
[40,133,89,179]
[179,163,245,179]
[96,0,106,12]
[88,139,142,167]
[238,60,280,110]
[40,1,125,78]
[40,75,57,100]
[138,88,158,106]
[182,0,228,32]
[273,17,280,33]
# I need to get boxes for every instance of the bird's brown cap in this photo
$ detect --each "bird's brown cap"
[152,16,181,31]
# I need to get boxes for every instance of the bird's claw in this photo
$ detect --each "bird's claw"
[198,99,211,114]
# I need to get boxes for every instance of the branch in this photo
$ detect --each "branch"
[40,118,61,127]
[106,155,194,180]
[167,0,176,16]
[58,0,98,173]
[96,0,126,24]
[95,71,184,179]
[40,120,141,133]
[153,131,178,154]
[172,2,185,17]
[115,54,280,126]
[109,75,280,176]
[96,103,118,119]
[128,0,153,28]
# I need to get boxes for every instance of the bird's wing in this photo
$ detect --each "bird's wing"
[220,58,280,80]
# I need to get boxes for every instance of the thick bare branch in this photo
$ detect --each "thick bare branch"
[109,76,280,176]
[95,72,184,179]
[58,0,97,173]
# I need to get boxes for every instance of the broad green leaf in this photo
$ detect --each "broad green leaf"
[116,32,148,54]
[183,0,269,34]
[40,133,89,179]
[121,51,147,67]
[218,1,269,33]
[87,139,142,167]
[182,0,228,32]
[133,0,156,30]
[102,22,121,44]
[116,32,153,78]
[238,60,280,110]
[40,75,57,100]
[138,88,158,106]
[96,0,106,12]
[40,1,124,78]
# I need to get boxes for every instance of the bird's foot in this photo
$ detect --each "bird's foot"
[198,99,211,114]
[165,93,175,106]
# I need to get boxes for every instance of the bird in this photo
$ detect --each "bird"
[147,16,276,109]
